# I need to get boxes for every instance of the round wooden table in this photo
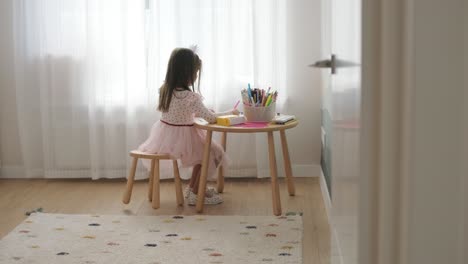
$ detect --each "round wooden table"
[194,119,299,216]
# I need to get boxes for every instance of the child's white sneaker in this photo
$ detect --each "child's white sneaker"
[184,186,218,198]
[186,190,223,206]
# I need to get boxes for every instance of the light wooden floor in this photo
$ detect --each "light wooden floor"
[0,177,330,264]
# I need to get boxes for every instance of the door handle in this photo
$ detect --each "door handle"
[310,54,337,74]
[309,54,359,74]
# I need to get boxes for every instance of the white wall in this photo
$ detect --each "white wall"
[285,0,323,169]
[0,0,323,177]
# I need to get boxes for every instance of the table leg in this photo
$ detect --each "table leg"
[217,132,227,193]
[267,131,282,216]
[196,130,213,213]
[280,130,296,196]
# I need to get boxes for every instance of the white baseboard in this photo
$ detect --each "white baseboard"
[0,166,26,178]
[319,168,344,264]
[331,227,345,264]
[245,164,321,178]
[319,168,332,219]
[1,164,322,179]
[291,164,321,177]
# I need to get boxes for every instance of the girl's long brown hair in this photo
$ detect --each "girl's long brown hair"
[158,48,202,112]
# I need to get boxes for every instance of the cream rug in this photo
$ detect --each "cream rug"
[0,213,302,264]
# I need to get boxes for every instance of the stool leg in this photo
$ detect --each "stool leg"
[173,160,184,206]
[148,159,155,201]
[151,159,160,209]
[217,132,227,193]
[123,157,138,204]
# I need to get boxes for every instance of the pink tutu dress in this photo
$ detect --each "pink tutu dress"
[138,90,231,181]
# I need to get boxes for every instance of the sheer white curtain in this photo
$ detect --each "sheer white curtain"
[13,0,287,179]
[13,0,151,179]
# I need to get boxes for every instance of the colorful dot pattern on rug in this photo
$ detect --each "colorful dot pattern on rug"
[0,213,302,263]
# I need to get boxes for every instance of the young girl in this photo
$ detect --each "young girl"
[138,47,238,205]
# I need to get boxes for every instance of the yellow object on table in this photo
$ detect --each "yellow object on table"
[216,115,246,126]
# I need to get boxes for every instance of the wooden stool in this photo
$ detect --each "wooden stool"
[122,150,184,209]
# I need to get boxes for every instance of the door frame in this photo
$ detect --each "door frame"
[360,0,412,263]
[360,0,467,264]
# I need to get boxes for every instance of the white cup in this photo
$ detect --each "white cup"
[243,102,276,122]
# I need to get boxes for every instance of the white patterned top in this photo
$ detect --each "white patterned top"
[160,90,231,125]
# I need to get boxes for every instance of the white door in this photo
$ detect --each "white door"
[315,0,361,263]
[317,0,467,263]
[329,0,361,263]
